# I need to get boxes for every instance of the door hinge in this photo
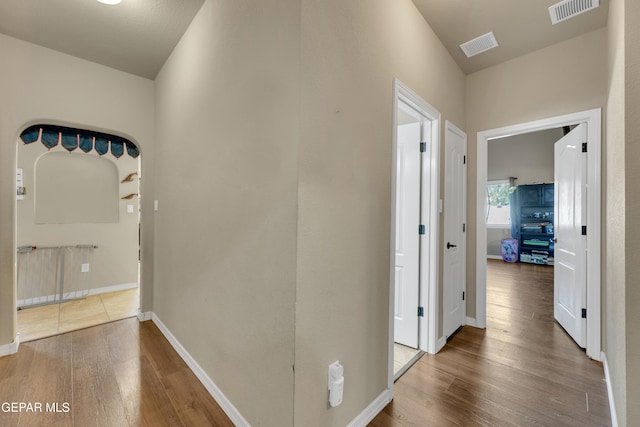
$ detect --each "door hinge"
[582,226,587,236]
[463,223,466,233]
[582,308,587,318]
[419,224,426,235]
[582,142,587,153]
[463,155,466,164]
[418,306,424,317]
[420,142,427,153]
[462,291,465,301]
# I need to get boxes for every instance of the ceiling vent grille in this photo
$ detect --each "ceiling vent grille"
[459,32,499,58]
[549,0,600,25]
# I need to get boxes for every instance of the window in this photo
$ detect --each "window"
[486,179,512,228]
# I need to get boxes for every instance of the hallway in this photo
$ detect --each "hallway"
[371,260,611,426]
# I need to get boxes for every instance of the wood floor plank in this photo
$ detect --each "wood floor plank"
[0,317,233,426]
[370,260,611,426]
[72,326,130,427]
[113,355,184,427]
[18,335,73,427]
[162,367,235,427]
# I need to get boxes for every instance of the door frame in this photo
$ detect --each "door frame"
[475,108,601,360]
[389,79,441,387]
[443,120,467,339]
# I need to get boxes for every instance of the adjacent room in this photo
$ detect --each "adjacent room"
[15,125,141,342]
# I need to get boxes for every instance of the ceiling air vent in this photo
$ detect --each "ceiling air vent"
[459,32,498,58]
[549,0,600,25]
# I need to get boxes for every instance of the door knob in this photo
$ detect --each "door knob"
[447,242,457,249]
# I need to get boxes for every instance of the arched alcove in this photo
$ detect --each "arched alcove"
[35,152,119,224]
[15,123,142,341]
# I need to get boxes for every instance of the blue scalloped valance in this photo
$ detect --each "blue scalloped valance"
[20,125,139,159]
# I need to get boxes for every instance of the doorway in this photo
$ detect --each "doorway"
[475,109,601,360]
[15,124,141,342]
[389,79,441,383]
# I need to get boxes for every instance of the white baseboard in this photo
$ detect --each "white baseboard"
[346,388,393,427]
[151,313,250,427]
[89,282,138,295]
[466,317,478,327]
[137,310,152,322]
[601,352,619,427]
[486,255,503,260]
[0,333,20,357]
[436,336,446,353]
[17,282,138,307]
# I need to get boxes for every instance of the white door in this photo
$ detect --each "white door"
[394,121,421,348]
[554,123,587,348]
[443,122,466,339]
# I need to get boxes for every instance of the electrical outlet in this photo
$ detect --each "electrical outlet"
[81,264,90,273]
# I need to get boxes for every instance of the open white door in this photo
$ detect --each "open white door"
[394,121,421,349]
[554,123,587,348]
[443,122,466,339]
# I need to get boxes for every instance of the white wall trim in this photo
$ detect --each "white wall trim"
[346,388,393,427]
[436,336,447,353]
[389,78,442,394]
[151,313,250,427]
[0,334,19,357]
[17,282,138,308]
[465,317,478,327]
[89,282,138,295]
[476,108,601,360]
[486,255,503,260]
[602,352,619,427]
[137,310,152,322]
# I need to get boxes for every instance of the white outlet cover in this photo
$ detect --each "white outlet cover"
[81,263,90,273]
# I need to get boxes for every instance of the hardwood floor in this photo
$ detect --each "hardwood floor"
[371,260,611,427]
[0,317,234,427]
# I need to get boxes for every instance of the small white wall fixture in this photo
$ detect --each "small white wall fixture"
[475,108,601,361]
[389,78,441,391]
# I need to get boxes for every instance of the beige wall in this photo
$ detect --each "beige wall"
[17,143,139,296]
[153,0,300,425]
[465,28,608,319]
[0,34,155,347]
[153,0,464,425]
[624,0,640,424]
[295,0,464,425]
[487,129,559,184]
[605,0,627,424]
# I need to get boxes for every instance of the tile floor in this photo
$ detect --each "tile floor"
[17,288,139,342]
[393,342,420,376]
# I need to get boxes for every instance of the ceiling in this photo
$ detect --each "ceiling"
[411,0,609,74]
[0,0,204,79]
[0,0,609,79]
